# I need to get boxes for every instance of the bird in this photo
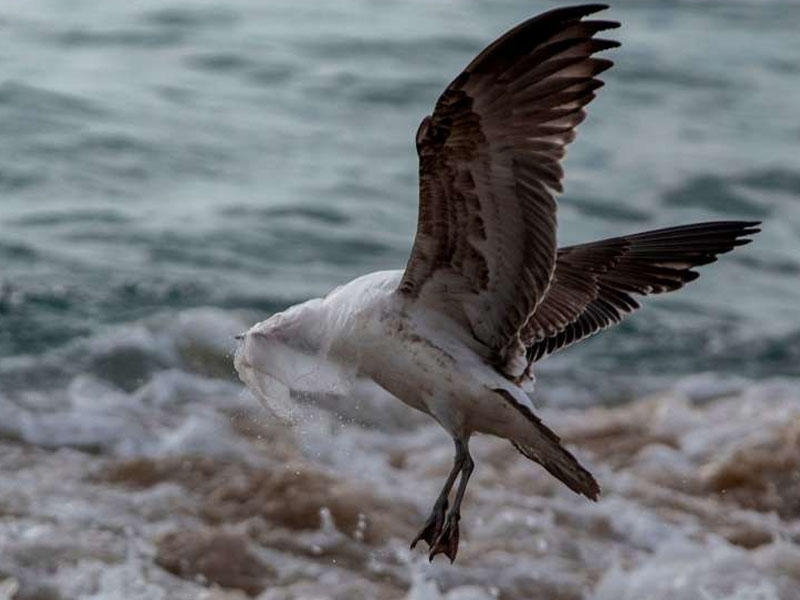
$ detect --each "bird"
[234,4,760,562]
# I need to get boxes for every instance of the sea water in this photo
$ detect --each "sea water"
[2,0,800,598]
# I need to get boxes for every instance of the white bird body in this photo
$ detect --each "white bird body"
[236,269,537,442]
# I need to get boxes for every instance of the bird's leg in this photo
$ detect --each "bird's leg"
[410,441,462,551]
[428,439,473,563]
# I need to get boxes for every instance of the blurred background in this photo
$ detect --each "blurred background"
[1,1,800,599]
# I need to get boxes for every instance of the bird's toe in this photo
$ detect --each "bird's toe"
[410,500,448,550]
[428,514,460,563]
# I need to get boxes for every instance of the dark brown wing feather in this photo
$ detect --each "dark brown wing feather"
[398,5,619,365]
[523,221,761,362]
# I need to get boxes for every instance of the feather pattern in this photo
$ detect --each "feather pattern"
[398,4,619,366]
[523,221,762,363]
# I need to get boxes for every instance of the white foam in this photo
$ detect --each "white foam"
[592,539,798,600]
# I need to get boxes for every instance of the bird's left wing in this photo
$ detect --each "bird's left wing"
[398,4,619,366]
[523,221,761,363]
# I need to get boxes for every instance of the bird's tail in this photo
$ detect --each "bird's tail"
[494,389,599,500]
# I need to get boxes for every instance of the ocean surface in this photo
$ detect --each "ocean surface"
[1,1,800,598]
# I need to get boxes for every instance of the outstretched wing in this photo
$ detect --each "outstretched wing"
[398,4,619,366]
[523,221,761,362]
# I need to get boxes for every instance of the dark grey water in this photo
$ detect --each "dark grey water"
[2,0,800,396]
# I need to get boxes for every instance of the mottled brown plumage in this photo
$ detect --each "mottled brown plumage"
[399,6,760,385]
[400,4,620,367]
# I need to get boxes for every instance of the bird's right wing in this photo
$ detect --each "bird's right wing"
[522,221,761,362]
[398,4,619,368]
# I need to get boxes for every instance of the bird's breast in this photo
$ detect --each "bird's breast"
[347,304,485,419]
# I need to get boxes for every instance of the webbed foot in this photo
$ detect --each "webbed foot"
[428,513,460,563]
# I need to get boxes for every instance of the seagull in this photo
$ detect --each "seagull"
[235,4,760,562]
